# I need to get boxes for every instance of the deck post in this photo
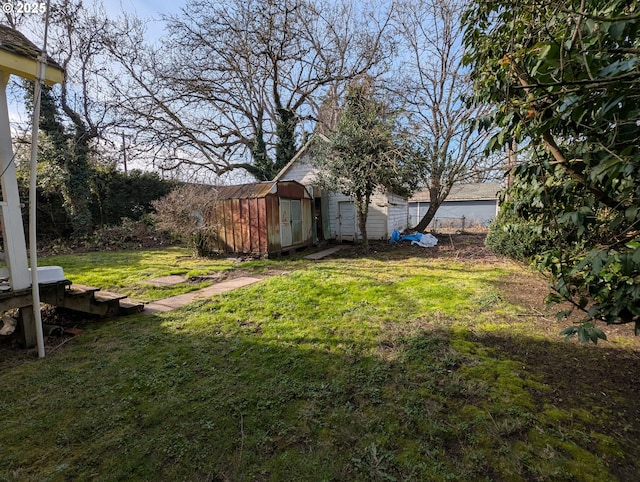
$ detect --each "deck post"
[18,307,36,348]
[0,73,31,292]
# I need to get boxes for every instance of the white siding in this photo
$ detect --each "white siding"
[277,155,318,185]
[385,193,409,234]
[367,192,391,240]
[327,190,401,241]
[278,151,410,242]
[337,201,357,241]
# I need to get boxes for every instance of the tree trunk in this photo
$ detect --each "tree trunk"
[355,194,370,252]
[413,186,448,232]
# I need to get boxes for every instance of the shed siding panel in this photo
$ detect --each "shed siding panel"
[231,199,243,252]
[248,198,260,253]
[239,199,251,253]
[258,198,268,253]
[266,196,281,252]
[277,181,310,199]
[213,202,224,252]
[223,201,236,252]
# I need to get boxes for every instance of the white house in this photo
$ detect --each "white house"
[409,182,502,229]
[275,139,410,242]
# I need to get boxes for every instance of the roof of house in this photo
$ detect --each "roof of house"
[410,182,502,202]
[0,25,64,85]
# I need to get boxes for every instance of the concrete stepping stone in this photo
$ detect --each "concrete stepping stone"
[304,245,346,260]
[142,275,186,286]
[144,276,263,313]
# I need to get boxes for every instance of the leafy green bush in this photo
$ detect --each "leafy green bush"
[463,0,640,339]
[486,162,640,340]
[90,168,176,227]
[485,208,550,262]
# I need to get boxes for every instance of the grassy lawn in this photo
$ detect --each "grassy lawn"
[2,240,639,480]
[40,248,243,302]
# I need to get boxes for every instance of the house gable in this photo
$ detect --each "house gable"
[277,138,410,241]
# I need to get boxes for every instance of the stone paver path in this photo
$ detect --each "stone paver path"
[144,276,263,313]
[303,245,347,260]
[132,245,347,315]
[142,275,186,287]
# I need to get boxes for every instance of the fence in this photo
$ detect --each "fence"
[430,216,466,233]
[429,216,490,233]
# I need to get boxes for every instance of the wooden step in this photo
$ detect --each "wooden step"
[93,291,128,302]
[66,284,101,296]
[118,299,145,316]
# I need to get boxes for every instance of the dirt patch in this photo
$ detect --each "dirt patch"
[331,233,503,263]
[495,265,640,349]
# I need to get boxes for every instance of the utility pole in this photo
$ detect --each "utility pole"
[121,131,128,174]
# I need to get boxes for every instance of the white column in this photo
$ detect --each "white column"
[0,72,30,290]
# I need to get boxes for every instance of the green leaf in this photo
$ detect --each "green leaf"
[608,20,627,40]
[556,309,573,320]
[589,327,607,344]
[598,57,639,78]
[591,250,608,275]
[578,327,589,345]
[560,326,577,341]
[625,206,639,223]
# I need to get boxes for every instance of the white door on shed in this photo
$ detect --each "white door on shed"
[338,201,357,242]
[280,199,292,247]
[290,199,302,244]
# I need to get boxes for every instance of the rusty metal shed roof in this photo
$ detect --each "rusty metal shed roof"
[215,182,278,200]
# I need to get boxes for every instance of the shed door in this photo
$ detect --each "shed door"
[338,201,357,242]
[280,199,292,247]
[291,199,302,244]
[280,198,302,247]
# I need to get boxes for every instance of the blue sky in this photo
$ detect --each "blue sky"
[101,0,181,40]
[102,0,180,18]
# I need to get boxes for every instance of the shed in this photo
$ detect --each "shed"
[409,182,501,229]
[275,138,410,242]
[207,180,313,255]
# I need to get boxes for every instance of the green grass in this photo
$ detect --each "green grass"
[1,250,638,481]
[39,248,238,301]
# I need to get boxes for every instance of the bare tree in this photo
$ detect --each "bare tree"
[393,0,494,232]
[104,0,394,181]
[152,184,221,257]
[16,0,121,235]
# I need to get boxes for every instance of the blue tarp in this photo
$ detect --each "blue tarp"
[390,229,438,247]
